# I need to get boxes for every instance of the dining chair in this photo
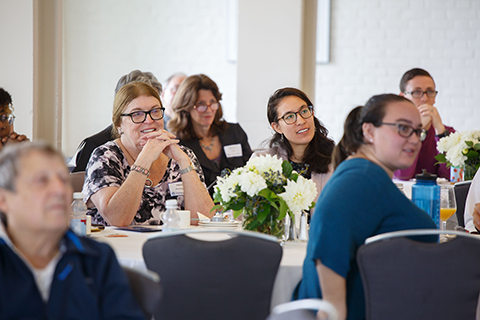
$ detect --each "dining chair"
[122,266,162,320]
[142,229,283,320]
[357,229,480,320]
[266,299,338,320]
[69,171,86,193]
[454,180,472,227]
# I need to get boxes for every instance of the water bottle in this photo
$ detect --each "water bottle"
[71,192,90,236]
[411,170,440,228]
[162,199,180,232]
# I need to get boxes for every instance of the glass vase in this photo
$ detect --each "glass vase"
[242,206,285,240]
[463,163,479,181]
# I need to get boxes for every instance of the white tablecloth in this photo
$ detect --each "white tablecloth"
[91,227,307,308]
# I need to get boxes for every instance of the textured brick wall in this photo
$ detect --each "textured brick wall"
[316,0,480,142]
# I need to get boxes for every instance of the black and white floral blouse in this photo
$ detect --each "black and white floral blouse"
[82,141,205,226]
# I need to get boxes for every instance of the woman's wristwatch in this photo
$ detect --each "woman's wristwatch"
[179,164,193,175]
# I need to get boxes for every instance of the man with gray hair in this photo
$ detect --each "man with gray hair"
[161,72,186,128]
[0,142,144,319]
[71,69,162,172]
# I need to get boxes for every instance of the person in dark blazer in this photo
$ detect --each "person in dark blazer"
[168,74,252,196]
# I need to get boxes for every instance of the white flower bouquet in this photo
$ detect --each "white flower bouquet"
[436,130,480,180]
[212,154,317,237]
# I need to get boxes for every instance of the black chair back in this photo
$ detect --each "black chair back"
[122,266,162,319]
[357,230,480,320]
[143,230,283,320]
[454,181,472,227]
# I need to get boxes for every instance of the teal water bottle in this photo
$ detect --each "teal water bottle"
[411,170,440,228]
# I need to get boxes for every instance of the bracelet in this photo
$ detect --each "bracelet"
[190,218,200,221]
[435,130,449,138]
[130,164,150,176]
[179,164,193,175]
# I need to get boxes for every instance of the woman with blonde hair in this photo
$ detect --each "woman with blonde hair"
[83,82,213,226]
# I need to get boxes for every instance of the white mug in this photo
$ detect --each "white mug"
[159,210,191,228]
[177,210,191,228]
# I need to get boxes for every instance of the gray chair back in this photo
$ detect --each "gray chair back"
[267,299,338,320]
[143,230,283,320]
[69,171,85,193]
[122,266,162,319]
[358,229,480,320]
[454,180,472,227]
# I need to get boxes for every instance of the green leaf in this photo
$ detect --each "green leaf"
[230,201,246,211]
[233,209,243,219]
[465,140,474,147]
[257,205,270,223]
[278,199,288,220]
[434,153,447,163]
[282,160,293,178]
[258,188,275,201]
[291,172,299,182]
[210,204,224,213]
[474,143,480,151]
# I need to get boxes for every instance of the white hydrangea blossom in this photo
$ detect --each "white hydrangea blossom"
[215,168,243,202]
[279,176,317,214]
[437,130,480,166]
[238,171,267,197]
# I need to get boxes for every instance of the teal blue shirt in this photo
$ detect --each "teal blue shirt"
[296,158,436,320]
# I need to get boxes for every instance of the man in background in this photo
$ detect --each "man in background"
[161,72,186,128]
[394,68,455,180]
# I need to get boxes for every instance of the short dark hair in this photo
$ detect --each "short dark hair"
[399,68,434,92]
[0,88,13,111]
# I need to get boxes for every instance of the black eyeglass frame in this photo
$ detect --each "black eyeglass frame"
[404,90,438,99]
[121,107,165,124]
[0,114,15,126]
[192,102,220,113]
[379,122,427,141]
[277,106,314,125]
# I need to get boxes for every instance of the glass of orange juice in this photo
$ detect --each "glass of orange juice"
[440,185,457,231]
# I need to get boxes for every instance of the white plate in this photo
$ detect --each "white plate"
[198,221,240,227]
[199,225,240,230]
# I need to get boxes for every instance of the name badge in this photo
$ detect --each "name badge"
[224,144,243,158]
[168,182,184,197]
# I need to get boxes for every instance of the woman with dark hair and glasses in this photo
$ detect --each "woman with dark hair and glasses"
[0,88,29,150]
[396,68,455,180]
[169,74,252,195]
[253,87,335,201]
[82,82,214,226]
[295,94,436,320]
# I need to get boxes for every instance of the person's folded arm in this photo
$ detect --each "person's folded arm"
[316,259,347,320]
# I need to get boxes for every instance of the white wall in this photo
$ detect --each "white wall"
[316,0,480,142]
[237,0,303,150]
[62,0,237,156]
[0,0,33,139]
[1,0,479,156]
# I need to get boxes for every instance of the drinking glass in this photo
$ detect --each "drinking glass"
[440,185,457,231]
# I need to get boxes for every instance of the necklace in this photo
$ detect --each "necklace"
[200,137,215,152]
[119,140,153,187]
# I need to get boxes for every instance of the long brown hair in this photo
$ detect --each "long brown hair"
[168,74,228,140]
[267,87,334,174]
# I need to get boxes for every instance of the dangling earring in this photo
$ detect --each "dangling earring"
[118,127,124,135]
[280,134,285,142]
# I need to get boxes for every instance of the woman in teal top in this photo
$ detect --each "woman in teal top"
[296,94,437,320]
